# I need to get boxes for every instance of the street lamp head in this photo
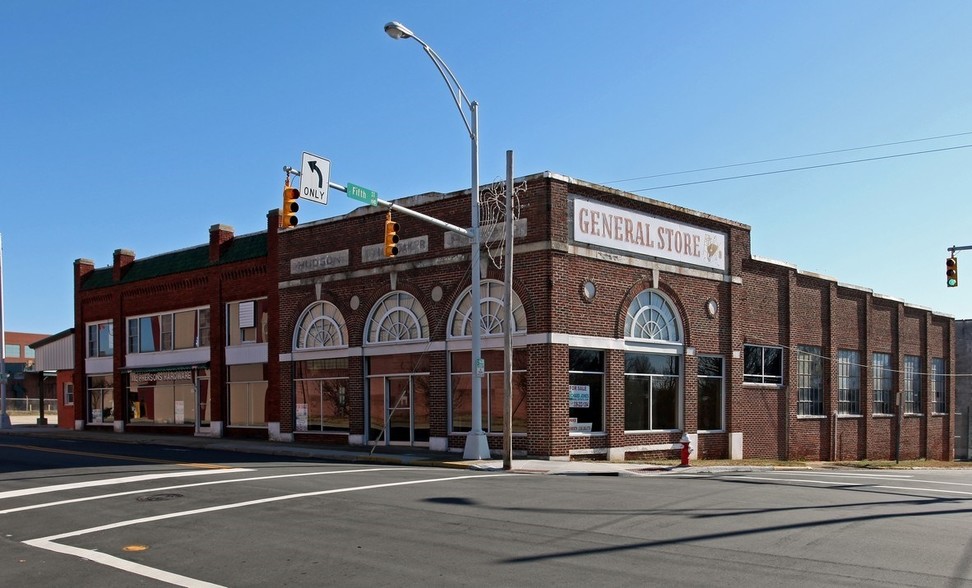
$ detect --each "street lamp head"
[384,21,413,40]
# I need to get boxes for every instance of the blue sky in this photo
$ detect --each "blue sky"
[2,1,970,335]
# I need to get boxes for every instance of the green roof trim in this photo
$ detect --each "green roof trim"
[81,232,267,291]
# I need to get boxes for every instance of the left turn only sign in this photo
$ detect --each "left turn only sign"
[299,152,331,205]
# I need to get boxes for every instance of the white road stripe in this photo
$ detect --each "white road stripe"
[778,471,914,480]
[873,485,972,496]
[1,467,399,515]
[732,475,972,496]
[0,469,253,500]
[23,539,226,588]
[735,476,865,486]
[24,473,512,587]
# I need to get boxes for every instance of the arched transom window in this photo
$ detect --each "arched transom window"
[624,290,682,343]
[294,301,348,350]
[449,279,527,338]
[366,291,429,344]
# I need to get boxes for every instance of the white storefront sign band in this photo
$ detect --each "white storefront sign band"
[573,197,726,271]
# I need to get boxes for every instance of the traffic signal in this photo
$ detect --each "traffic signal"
[946,256,959,287]
[383,212,399,257]
[281,184,299,229]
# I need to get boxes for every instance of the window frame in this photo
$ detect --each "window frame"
[226,298,269,346]
[872,352,893,415]
[568,348,605,435]
[126,307,209,354]
[623,351,681,432]
[932,357,947,414]
[743,344,784,385]
[837,349,861,416]
[86,321,114,358]
[697,355,725,432]
[796,345,824,417]
[903,355,922,415]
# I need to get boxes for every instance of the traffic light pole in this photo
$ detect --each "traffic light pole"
[281,168,475,240]
[947,245,972,254]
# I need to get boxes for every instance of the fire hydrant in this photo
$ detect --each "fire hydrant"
[679,432,692,466]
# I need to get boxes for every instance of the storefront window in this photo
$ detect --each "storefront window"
[295,358,350,433]
[128,370,196,425]
[450,350,527,434]
[624,352,680,431]
[367,354,430,444]
[697,356,724,431]
[87,374,113,424]
[568,349,604,434]
[228,364,267,427]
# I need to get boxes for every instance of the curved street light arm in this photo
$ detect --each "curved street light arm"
[420,44,474,138]
[396,31,475,140]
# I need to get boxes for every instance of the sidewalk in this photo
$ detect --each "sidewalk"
[0,416,774,476]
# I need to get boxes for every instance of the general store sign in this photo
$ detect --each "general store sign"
[573,198,726,271]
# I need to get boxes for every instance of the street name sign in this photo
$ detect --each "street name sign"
[346,182,378,206]
[300,152,330,205]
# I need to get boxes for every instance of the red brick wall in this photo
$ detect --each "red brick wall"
[74,227,269,436]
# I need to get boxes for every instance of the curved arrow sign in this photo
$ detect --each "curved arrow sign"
[300,152,330,205]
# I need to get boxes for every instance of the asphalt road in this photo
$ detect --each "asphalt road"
[3,434,972,587]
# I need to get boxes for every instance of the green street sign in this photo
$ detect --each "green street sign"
[346,182,378,206]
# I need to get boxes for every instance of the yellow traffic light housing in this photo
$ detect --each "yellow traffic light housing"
[946,256,958,287]
[383,212,400,257]
[281,184,299,229]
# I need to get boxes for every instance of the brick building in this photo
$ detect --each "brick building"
[73,225,270,437]
[72,172,955,461]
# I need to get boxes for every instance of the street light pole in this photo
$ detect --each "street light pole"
[384,21,490,459]
[0,233,11,429]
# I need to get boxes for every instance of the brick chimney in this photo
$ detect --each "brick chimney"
[74,258,95,289]
[112,249,135,282]
[209,224,234,262]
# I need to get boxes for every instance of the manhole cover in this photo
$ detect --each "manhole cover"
[136,493,184,502]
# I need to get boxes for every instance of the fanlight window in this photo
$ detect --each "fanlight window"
[624,290,682,343]
[294,301,348,350]
[449,280,526,338]
[366,291,429,343]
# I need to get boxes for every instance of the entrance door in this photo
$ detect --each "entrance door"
[387,377,411,443]
[369,375,430,447]
[195,377,211,434]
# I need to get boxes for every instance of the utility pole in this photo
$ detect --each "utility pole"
[0,233,10,429]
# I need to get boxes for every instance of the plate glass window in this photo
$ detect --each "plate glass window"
[697,356,724,431]
[569,349,604,434]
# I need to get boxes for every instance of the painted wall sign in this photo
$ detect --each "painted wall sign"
[291,250,349,274]
[573,198,726,271]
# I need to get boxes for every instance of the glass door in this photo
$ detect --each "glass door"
[387,377,411,443]
[195,377,211,434]
[368,374,430,447]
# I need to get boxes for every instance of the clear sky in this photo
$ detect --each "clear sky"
[2,1,970,335]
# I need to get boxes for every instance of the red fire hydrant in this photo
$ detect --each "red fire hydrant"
[679,433,692,466]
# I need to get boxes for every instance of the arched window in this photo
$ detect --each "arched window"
[624,290,682,343]
[294,301,348,350]
[448,279,526,338]
[365,291,429,344]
